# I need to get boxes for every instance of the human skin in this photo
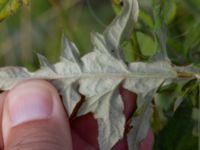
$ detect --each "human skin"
[0,80,153,150]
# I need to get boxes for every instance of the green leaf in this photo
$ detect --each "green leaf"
[136,32,156,56]
[173,97,184,112]
[192,108,199,122]
[163,0,177,24]
[0,0,29,22]
[139,10,154,29]
[151,4,170,62]
[111,0,123,15]
[154,99,198,150]
[152,105,165,133]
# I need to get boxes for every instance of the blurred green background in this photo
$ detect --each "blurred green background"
[0,0,199,149]
[0,0,115,70]
[0,0,199,69]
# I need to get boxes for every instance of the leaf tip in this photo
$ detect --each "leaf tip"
[36,53,52,68]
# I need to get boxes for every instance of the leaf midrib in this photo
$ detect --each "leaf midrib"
[0,72,178,80]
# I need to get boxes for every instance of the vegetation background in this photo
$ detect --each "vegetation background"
[0,0,199,149]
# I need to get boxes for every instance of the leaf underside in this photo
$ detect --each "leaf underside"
[0,0,199,150]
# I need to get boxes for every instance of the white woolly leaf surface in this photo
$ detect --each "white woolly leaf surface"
[0,0,199,150]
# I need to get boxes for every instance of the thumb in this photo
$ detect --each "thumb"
[2,80,72,150]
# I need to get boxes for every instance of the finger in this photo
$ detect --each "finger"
[70,87,137,150]
[112,87,137,150]
[119,86,137,121]
[0,92,7,149]
[112,136,128,150]
[70,113,98,149]
[139,129,154,150]
[2,80,72,150]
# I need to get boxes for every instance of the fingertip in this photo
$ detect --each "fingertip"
[2,80,73,150]
[139,129,154,150]
[120,87,137,121]
[70,113,99,149]
[0,92,7,149]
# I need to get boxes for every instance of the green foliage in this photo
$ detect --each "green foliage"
[0,0,29,22]
[154,99,198,150]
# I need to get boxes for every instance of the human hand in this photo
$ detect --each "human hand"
[0,80,153,150]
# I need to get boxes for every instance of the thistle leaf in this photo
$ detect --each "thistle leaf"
[0,0,199,150]
[127,89,157,150]
[0,67,30,90]
[104,0,139,60]
[78,81,125,150]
